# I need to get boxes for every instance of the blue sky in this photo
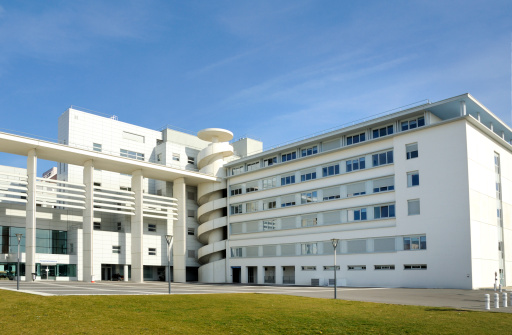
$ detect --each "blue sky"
[0,0,511,173]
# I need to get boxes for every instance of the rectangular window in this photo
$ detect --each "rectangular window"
[187,191,195,201]
[323,266,341,271]
[262,177,277,189]
[281,175,295,186]
[231,247,243,258]
[187,156,195,164]
[120,149,144,161]
[231,166,243,175]
[245,181,259,193]
[120,186,131,192]
[281,195,296,207]
[301,266,316,271]
[403,235,427,250]
[374,265,395,270]
[322,187,341,201]
[300,170,317,182]
[407,171,420,187]
[187,228,195,236]
[373,205,396,219]
[148,224,157,232]
[148,248,157,256]
[346,156,365,172]
[93,222,101,230]
[349,208,367,221]
[406,143,418,159]
[348,265,366,271]
[408,199,420,215]
[112,246,121,254]
[187,210,195,218]
[372,125,394,139]
[301,243,318,255]
[301,191,318,204]
[188,250,195,258]
[93,143,102,152]
[301,146,318,157]
[373,177,394,193]
[245,202,258,213]
[347,240,367,253]
[117,222,122,231]
[347,132,366,145]
[301,215,318,227]
[281,151,297,162]
[230,204,242,215]
[263,220,276,230]
[322,164,340,177]
[246,161,259,171]
[404,264,427,270]
[346,182,366,197]
[401,116,425,131]
[372,150,393,167]
[263,157,277,167]
[263,199,276,210]
[172,153,180,161]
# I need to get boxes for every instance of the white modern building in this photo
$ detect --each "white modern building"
[0,93,510,289]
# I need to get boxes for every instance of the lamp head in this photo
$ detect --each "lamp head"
[165,235,173,245]
[331,238,339,249]
[15,233,22,243]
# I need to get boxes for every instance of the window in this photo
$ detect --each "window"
[245,202,257,213]
[301,266,316,271]
[117,222,122,231]
[172,153,180,161]
[187,191,195,201]
[263,199,276,210]
[408,199,420,215]
[346,182,366,197]
[300,170,317,182]
[232,166,243,175]
[263,157,277,167]
[374,205,395,219]
[93,143,102,152]
[347,132,366,145]
[281,151,297,162]
[323,187,341,201]
[374,265,395,270]
[301,216,318,227]
[120,186,131,192]
[346,156,365,172]
[403,235,427,250]
[372,125,394,139]
[349,208,367,221]
[373,177,394,193]
[401,116,425,131]
[323,266,340,271]
[120,149,144,161]
[348,265,366,271]
[281,195,296,207]
[231,247,243,258]
[94,182,101,187]
[281,175,295,186]
[187,228,195,236]
[231,185,242,196]
[301,146,318,157]
[187,156,195,164]
[301,191,318,204]
[187,210,195,218]
[372,150,393,167]
[301,243,318,255]
[246,162,259,171]
[404,264,427,270]
[246,181,259,193]
[407,171,420,187]
[148,224,157,232]
[112,246,121,254]
[322,164,340,177]
[263,220,276,230]
[406,143,418,159]
[188,250,195,258]
[93,222,101,230]
[262,177,277,189]
[230,204,242,215]
[148,248,156,256]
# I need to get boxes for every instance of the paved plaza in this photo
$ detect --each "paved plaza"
[0,280,511,313]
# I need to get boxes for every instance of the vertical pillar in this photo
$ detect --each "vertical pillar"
[460,100,466,116]
[241,266,248,283]
[257,265,265,284]
[83,160,94,282]
[25,149,37,281]
[123,264,128,282]
[172,178,187,283]
[131,170,144,283]
[276,266,283,285]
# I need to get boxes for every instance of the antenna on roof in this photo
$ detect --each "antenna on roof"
[111,115,118,121]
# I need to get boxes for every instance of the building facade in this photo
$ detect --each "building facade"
[0,93,510,289]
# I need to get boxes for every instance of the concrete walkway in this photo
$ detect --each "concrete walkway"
[0,281,510,313]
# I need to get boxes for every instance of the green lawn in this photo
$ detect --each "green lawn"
[0,291,510,334]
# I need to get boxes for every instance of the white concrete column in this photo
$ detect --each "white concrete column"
[172,178,187,283]
[460,100,466,116]
[241,266,248,283]
[123,264,128,282]
[275,266,283,285]
[83,160,94,282]
[25,149,37,281]
[131,170,144,283]
[257,266,265,284]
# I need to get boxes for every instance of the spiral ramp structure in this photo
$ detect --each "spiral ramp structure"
[196,128,233,283]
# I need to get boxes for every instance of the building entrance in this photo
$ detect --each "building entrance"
[232,267,241,283]
[41,265,56,280]
[101,265,112,281]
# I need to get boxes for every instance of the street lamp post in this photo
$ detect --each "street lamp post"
[331,238,339,299]
[15,233,22,291]
[165,234,173,295]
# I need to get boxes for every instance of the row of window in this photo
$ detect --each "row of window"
[111,245,196,258]
[230,116,424,175]
[300,264,427,271]
[93,222,195,236]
